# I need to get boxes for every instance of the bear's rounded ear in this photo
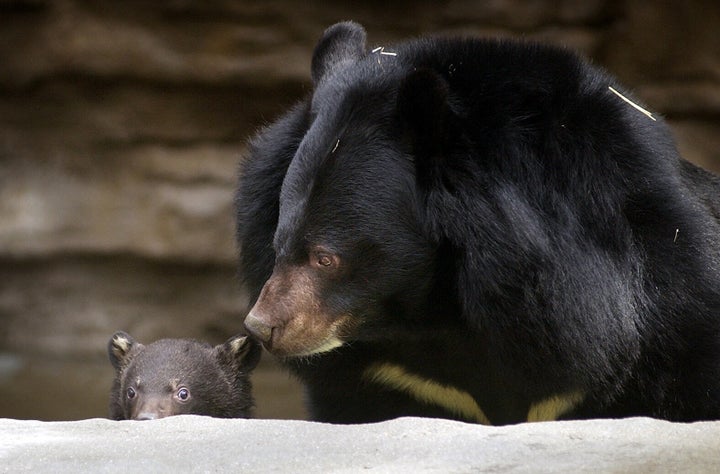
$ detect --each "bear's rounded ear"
[311,21,367,87]
[108,331,138,370]
[397,68,452,186]
[216,335,262,372]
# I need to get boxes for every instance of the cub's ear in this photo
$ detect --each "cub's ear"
[108,331,140,370]
[216,335,262,372]
[311,21,367,86]
[397,69,452,186]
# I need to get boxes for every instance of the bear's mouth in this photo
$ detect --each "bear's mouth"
[244,310,351,358]
[281,335,345,358]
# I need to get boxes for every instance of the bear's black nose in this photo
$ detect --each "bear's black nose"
[244,312,273,344]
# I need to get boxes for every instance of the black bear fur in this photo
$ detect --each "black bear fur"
[235,22,720,424]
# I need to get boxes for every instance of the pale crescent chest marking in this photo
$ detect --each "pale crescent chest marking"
[363,362,585,424]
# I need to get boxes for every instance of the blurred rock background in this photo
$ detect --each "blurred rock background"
[0,0,718,421]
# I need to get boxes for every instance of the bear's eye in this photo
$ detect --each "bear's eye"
[310,248,339,270]
[176,387,191,402]
[126,387,136,400]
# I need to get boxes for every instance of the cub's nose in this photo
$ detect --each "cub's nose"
[135,412,159,421]
[244,312,273,344]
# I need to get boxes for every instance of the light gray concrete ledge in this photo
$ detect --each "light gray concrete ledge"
[1,416,719,473]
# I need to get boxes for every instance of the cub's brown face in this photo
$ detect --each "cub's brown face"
[108,332,261,420]
[244,248,357,357]
[122,377,196,421]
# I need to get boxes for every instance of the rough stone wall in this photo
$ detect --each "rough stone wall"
[1,0,718,421]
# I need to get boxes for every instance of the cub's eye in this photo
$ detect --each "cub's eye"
[176,387,191,402]
[318,255,332,267]
[126,387,136,400]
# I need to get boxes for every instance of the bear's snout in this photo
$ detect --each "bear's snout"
[135,411,160,421]
[131,396,171,421]
[243,268,351,357]
[244,311,274,344]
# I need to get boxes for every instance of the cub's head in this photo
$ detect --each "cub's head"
[108,331,261,420]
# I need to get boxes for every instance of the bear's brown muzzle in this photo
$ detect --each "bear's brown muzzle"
[243,267,350,357]
[244,311,273,345]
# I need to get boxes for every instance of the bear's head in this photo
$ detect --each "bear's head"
[244,22,455,357]
[108,331,261,420]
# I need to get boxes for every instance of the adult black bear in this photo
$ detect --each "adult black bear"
[236,22,720,425]
[108,332,261,420]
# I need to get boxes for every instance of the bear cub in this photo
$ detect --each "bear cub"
[108,331,261,420]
